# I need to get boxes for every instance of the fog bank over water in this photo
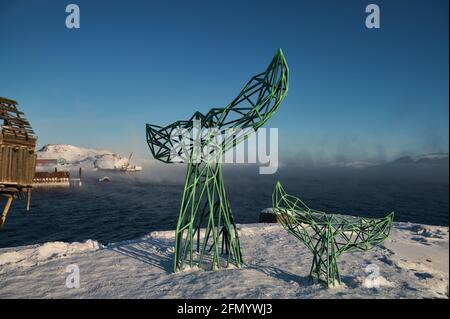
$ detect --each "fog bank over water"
[134,153,449,185]
[135,155,449,224]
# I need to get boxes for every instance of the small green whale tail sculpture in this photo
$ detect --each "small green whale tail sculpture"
[272,181,394,287]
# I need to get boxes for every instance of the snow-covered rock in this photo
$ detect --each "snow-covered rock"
[37,144,131,170]
[0,240,102,268]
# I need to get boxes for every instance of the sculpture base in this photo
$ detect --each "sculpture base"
[174,161,242,272]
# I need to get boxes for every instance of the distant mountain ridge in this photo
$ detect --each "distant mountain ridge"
[329,152,448,169]
[391,152,449,165]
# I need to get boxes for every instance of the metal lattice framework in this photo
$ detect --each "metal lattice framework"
[146,49,289,271]
[272,182,394,286]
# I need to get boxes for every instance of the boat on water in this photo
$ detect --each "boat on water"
[123,165,143,172]
[96,152,143,172]
[96,165,143,172]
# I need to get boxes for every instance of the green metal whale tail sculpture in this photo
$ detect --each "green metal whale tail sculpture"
[146,49,289,271]
[272,181,394,286]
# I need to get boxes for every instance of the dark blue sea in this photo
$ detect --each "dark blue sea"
[1,163,448,249]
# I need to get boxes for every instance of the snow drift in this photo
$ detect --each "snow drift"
[0,240,102,268]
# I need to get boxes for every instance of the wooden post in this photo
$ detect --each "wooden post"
[26,189,31,211]
[79,167,82,179]
[1,195,14,226]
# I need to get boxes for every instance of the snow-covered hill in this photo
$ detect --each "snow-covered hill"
[310,153,448,169]
[36,144,132,171]
[392,152,449,165]
[343,153,449,168]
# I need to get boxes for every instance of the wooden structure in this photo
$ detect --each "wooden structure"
[34,170,70,186]
[33,168,71,187]
[0,97,36,226]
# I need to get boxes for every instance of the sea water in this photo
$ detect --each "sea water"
[1,164,448,248]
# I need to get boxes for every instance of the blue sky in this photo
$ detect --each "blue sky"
[0,0,448,163]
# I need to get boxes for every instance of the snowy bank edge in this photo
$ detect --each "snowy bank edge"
[1,220,448,269]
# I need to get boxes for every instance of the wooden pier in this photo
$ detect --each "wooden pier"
[33,167,82,187]
[33,170,70,186]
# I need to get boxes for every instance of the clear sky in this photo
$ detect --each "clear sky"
[0,0,448,164]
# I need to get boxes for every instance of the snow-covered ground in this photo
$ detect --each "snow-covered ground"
[36,144,139,171]
[0,221,448,299]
